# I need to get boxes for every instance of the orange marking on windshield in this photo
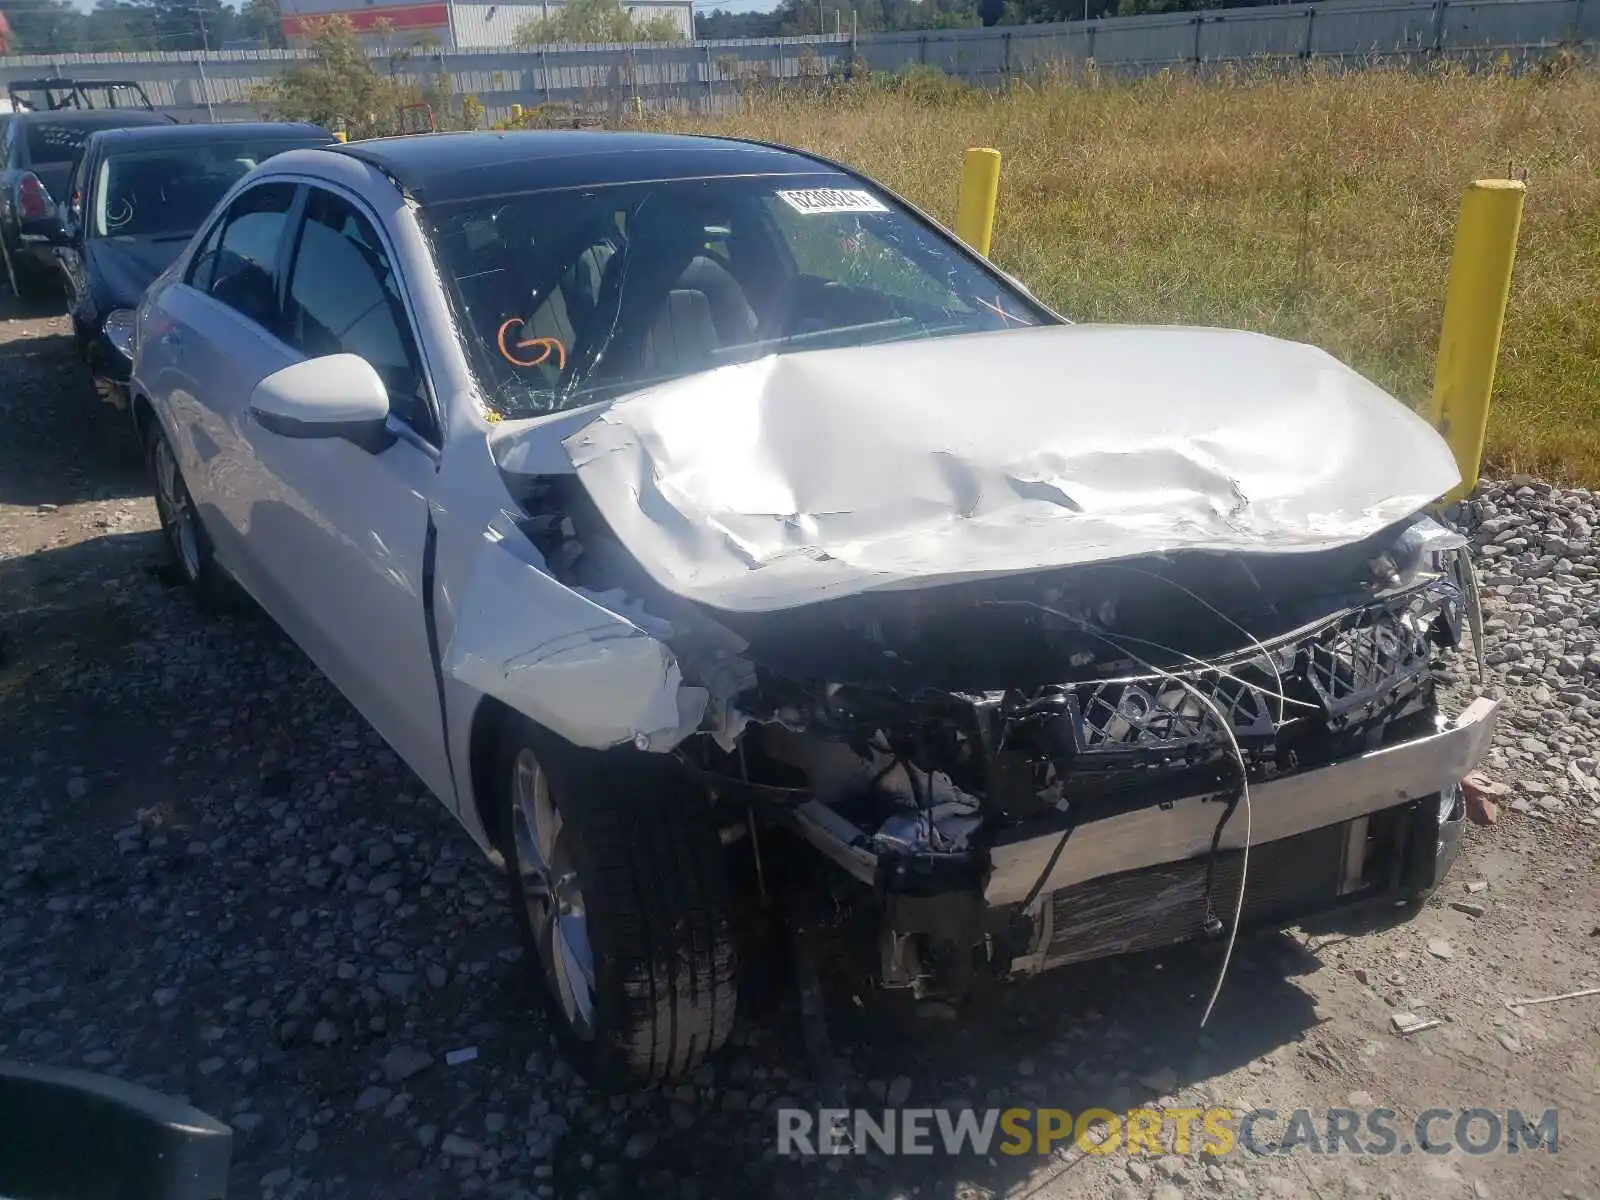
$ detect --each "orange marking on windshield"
[497,317,567,370]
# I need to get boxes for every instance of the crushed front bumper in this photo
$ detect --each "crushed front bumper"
[988,697,1498,909]
[784,697,1497,980]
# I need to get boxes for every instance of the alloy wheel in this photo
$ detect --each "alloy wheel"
[511,748,595,1039]
[151,437,200,583]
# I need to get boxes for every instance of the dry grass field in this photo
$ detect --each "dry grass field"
[659,63,1600,483]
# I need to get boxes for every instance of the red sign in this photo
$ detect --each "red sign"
[281,3,450,36]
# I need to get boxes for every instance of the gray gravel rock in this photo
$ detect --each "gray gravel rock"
[353,1086,392,1113]
[440,1133,482,1158]
[1,376,1592,1200]
[622,1129,658,1160]
[381,1044,434,1083]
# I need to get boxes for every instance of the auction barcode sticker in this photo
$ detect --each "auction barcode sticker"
[777,188,889,215]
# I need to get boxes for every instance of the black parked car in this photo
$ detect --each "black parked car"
[0,107,174,301]
[49,120,333,408]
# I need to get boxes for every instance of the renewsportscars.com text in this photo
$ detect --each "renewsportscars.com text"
[776,1106,1559,1158]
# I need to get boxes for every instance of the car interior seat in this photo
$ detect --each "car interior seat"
[638,256,758,377]
[578,198,759,386]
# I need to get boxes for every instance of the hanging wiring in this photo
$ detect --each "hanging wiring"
[985,598,1254,1028]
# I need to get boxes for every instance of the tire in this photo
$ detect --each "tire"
[0,235,50,304]
[1,235,30,303]
[495,714,738,1091]
[145,418,229,611]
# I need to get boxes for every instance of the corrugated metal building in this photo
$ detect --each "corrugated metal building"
[279,0,696,49]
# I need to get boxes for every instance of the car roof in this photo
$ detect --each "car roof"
[11,109,173,127]
[87,121,330,152]
[326,130,849,205]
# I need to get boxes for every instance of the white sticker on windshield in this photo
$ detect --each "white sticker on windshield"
[777,188,889,215]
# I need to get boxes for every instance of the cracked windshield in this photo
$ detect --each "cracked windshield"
[423,173,1048,418]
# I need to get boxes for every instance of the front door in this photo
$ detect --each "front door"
[227,182,452,803]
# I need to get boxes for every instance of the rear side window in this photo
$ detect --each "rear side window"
[22,114,166,164]
[26,122,95,165]
[198,182,297,332]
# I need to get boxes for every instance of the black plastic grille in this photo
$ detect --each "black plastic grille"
[1302,606,1434,725]
[1073,667,1278,756]
[1064,585,1456,761]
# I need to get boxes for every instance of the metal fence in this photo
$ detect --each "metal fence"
[0,0,1593,124]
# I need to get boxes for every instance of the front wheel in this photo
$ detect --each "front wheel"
[495,715,738,1091]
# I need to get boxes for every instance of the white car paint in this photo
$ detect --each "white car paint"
[556,325,1460,613]
[130,144,1462,862]
[135,147,515,851]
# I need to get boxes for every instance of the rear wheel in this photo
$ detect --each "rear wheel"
[495,715,738,1091]
[145,419,229,611]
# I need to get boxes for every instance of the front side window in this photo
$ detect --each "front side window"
[423,173,1050,419]
[283,188,429,436]
[92,138,325,241]
[202,182,297,332]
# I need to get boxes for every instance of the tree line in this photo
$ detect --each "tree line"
[0,0,284,54]
[694,0,1300,40]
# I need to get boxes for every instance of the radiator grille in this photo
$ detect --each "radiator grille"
[1302,606,1432,724]
[1061,583,1456,763]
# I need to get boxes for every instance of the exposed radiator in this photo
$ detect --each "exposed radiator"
[1041,818,1353,968]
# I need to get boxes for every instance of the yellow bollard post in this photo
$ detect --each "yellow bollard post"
[954,147,1002,258]
[510,103,524,120]
[1427,179,1525,498]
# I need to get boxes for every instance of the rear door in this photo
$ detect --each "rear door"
[144,179,302,600]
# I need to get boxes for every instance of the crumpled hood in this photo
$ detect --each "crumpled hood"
[560,324,1460,614]
[87,236,186,311]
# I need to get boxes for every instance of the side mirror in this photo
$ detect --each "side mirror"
[249,353,393,451]
[0,1060,232,1199]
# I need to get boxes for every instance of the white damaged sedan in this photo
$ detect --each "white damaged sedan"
[128,131,1498,1089]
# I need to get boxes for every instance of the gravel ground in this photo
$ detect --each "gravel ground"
[2,300,1597,1200]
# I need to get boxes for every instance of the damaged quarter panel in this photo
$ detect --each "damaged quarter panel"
[441,517,707,754]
